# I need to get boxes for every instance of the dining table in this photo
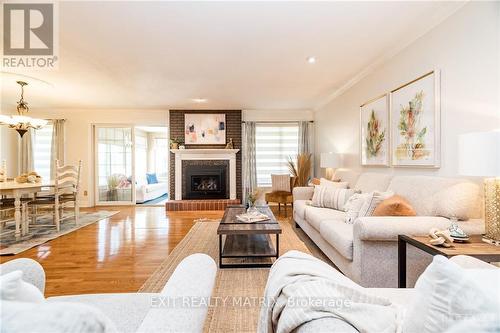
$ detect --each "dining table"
[0,181,55,239]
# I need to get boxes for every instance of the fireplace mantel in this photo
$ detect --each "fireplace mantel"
[171,149,240,155]
[171,149,240,200]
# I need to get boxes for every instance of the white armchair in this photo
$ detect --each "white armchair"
[1,253,217,333]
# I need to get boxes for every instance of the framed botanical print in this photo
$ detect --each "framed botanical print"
[390,70,441,167]
[360,94,389,166]
[184,113,226,145]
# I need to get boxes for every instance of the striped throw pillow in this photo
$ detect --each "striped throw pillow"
[271,174,291,192]
[358,191,394,217]
[311,185,359,211]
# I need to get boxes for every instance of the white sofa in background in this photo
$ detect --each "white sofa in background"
[136,175,168,203]
[1,254,216,333]
[293,170,485,288]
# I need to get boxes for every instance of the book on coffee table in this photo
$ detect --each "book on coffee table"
[236,211,270,223]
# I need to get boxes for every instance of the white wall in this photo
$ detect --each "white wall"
[7,109,169,207]
[243,109,313,121]
[315,2,500,179]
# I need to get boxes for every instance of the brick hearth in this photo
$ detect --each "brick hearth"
[165,199,241,211]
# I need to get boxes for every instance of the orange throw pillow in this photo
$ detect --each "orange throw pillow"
[372,195,416,216]
[311,178,340,185]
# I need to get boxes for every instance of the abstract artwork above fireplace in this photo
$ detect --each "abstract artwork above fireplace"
[185,113,226,145]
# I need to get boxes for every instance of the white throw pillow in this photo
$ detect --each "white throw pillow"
[319,178,348,189]
[311,186,358,211]
[344,193,370,224]
[444,316,500,333]
[0,271,45,303]
[1,300,117,333]
[357,191,393,217]
[403,255,500,333]
[271,174,291,192]
[431,182,479,220]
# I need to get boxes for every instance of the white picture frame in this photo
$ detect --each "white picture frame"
[360,94,390,167]
[390,70,441,168]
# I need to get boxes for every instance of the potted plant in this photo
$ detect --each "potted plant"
[170,137,182,149]
[107,174,120,201]
[246,188,262,213]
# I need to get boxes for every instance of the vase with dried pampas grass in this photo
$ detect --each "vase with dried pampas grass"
[287,153,312,187]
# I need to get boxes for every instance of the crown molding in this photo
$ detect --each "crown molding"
[313,1,468,111]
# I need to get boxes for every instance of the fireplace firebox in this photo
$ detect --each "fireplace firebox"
[183,162,228,200]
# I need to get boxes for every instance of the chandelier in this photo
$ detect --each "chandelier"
[0,81,48,137]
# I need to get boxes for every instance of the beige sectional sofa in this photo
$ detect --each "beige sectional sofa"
[293,170,485,288]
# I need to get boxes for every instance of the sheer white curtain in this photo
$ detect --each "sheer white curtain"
[298,121,314,176]
[19,129,34,173]
[243,122,257,202]
[50,119,65,177]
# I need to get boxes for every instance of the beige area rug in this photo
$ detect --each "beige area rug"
[0,211,119,255]
[139,219,330,332]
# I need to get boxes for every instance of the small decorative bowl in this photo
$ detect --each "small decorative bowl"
[15,176,28,183]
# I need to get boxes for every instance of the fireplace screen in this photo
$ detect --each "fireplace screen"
[183,162,228,200]
[192,175,220,192]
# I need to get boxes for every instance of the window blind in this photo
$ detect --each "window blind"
[33,123,54,180]
[255,123,299,187]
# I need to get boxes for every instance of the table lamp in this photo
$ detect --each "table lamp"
[459,131,500,245]
[320,152,340,180]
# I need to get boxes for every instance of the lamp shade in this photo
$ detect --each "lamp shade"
[458,131,500,177]
[320,152,340,168]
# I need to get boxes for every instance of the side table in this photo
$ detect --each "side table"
[398,234,500,288]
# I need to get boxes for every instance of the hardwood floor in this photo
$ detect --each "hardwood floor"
[0,205,292,297]
[0,207,226,297]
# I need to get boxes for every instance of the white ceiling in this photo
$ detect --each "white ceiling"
[1,1,464,112]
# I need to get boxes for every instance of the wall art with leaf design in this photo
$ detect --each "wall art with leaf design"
[390,71,440,167]
[360,94,389,166]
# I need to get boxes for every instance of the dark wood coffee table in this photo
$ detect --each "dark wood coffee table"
[398,234,500,288]
[217,205,282,268]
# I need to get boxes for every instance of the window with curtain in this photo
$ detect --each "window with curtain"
[33,123,54,180]
[153,138,168,180]
[255,123,299,187]
[135,135,148,179]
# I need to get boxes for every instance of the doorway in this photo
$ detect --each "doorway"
[93,125,169,206]
[134,126,169,206]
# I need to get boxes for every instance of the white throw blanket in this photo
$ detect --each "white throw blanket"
[258,251,402,333]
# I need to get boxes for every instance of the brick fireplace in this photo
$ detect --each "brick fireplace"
[167,149,241,210]
[167,110,242,211]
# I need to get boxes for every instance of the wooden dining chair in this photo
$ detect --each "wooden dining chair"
[0,160,14,234]
[0,160,30,238]
[0,160,6,183]
[29,160,82,231]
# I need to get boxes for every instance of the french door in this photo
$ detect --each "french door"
[94,125,135,205]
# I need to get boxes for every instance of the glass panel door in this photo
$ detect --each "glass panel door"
[94,125,135,205]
